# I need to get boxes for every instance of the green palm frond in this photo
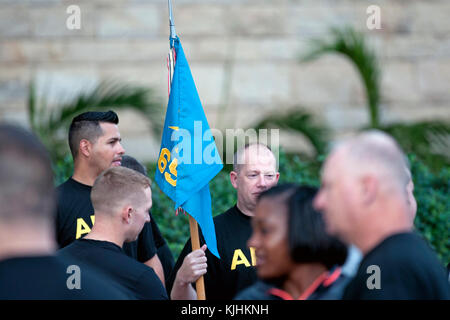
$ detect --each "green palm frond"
[28,80,163,163]
[301,26,381,128]
[299,26,450,170]
[251,107,329,156]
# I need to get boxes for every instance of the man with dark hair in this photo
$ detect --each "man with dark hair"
[121,155,175,283]
[314,130,450,299]
[236,184,349,300]
[68,110,120,161]
[0,123,127,299]
[56,110,165,285]
[167,143,280,299]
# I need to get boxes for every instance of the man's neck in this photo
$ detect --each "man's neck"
[0,223,56,261]
[355,225,411,256]
[83,220,125,248]
[236,201,255,217]
[352,198,413,255]
[72,161,98,187]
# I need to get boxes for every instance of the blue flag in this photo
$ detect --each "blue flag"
[155,37,223,258]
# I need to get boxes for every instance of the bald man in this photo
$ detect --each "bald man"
[167,143,280,300]
[314,130,449,299]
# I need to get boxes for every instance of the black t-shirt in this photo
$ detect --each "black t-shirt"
[343,232,450,300]
[0,255,128,300]
[58,238,168,300]
[56,178,156,262]
[167,205,258,300]
[150,212,175,280]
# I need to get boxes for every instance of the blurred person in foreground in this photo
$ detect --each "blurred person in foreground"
[0,123,127,299]
[314,130,450,299]
[340,161,418,279]
[235,184,349,300]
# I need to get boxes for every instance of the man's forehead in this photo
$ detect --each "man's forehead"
[241,154,277,172]
[239,147,275,164]
[243,163,277,173]
[99,122,120,137]
[322,149,345,179]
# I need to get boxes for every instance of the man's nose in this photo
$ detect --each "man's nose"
[117,142,125,155]
[313,191,324,210]
[256,174,267,187]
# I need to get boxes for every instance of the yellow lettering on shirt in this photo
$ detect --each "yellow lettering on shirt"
[230,249,251,270]
[250,247,256,266]
[75,215,95,239]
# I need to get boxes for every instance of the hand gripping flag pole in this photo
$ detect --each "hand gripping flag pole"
[159,0,223,300]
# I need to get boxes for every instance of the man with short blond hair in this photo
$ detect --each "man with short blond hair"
[59,166,167,300]
[91,166,150,217]
[121,155,174,282]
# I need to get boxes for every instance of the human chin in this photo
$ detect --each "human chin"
[323,215,338,236]
[257,264,284,282]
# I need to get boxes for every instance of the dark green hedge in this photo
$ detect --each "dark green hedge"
[54,152,449,265]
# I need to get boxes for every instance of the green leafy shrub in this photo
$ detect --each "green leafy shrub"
[409,155,450,264]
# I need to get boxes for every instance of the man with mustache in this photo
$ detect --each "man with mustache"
[168,143,280,300]
[56,111,165,284]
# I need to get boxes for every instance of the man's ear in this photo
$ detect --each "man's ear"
[230,171,238,189]
[79,139,92,158]
[121,206,133,224]
[360,175,378,206]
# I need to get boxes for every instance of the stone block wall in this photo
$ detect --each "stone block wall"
[0,0,449,161]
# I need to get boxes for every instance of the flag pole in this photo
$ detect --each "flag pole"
[168,0,177,41]
[168,0,206,301]
[188,213,206,300]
